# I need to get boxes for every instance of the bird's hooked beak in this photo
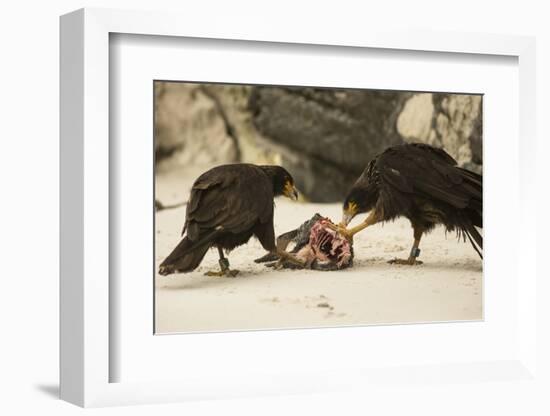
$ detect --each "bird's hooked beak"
[283,181,299,201]
[341,201,358,226]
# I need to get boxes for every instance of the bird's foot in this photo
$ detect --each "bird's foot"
[204,269,240,277]
[254,252,279,263]
[275,249,306,268]
[324,222,353,241]
[337,226,354,242]
[204,258,239,277]
[265,257,304,270]
[273,259,286,270]
[388,257,423,266]
[204,269,239,277]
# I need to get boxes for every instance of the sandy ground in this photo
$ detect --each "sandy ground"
[155,167,482,334]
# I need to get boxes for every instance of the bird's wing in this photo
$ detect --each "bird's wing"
[376,145,480,209]
[408,143,458,165]
[184,166,274,241]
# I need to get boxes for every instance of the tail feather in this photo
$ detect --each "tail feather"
[456,167,482,258]
[456,167,482,186]
[159,229,221,275]
[461,216,483,259]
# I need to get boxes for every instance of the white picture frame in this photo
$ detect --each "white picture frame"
[60,8,538,408]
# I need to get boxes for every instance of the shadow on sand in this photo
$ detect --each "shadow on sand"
[35,383,59,399]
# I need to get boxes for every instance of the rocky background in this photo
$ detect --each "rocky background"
[155,81,482,202]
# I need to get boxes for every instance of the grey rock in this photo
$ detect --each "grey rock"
[249,87,410,201]
[155,82,483,201]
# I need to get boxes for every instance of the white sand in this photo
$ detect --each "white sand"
[155,167,482,334]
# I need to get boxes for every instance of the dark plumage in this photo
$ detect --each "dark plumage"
[158,163,299,276]
[339,143,482,264]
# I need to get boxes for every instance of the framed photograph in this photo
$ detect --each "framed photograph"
[60,8,538,407]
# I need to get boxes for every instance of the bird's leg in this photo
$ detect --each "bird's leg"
[273,248,306,269]
[205,246,239,277]
[388,227,424,266]
[336,211,379,242]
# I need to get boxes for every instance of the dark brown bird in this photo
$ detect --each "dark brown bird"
[334,143,482,264]
[158,163,301,277]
